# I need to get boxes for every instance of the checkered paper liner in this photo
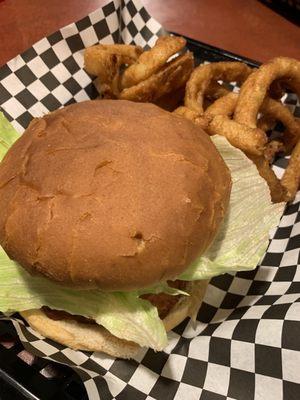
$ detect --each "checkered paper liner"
[0,0,300,399]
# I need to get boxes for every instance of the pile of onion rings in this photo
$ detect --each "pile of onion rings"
[176,57,300,203]
[84,36,194,106]
[84,37,300,203]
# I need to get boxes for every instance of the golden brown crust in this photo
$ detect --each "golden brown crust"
[0,100,231,290]
[119,52,194,103]
[21,280,208,358]
[121,36,187,89]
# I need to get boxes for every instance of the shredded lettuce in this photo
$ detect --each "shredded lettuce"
[0,249,168,350]
[0,113,284,350]
[179,136,284,281]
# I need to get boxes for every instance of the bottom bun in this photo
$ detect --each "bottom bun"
[21,280,208,359]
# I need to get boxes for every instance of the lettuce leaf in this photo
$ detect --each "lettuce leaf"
[0,112,19,161]
[179,136,284,281]
[0,248,167,350]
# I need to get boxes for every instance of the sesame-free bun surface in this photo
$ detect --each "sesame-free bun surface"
[0,100,231,290]
[21,280,208,358]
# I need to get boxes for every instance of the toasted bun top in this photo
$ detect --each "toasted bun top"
[0,100,231,290]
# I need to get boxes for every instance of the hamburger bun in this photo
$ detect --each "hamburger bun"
[0,100,231,291]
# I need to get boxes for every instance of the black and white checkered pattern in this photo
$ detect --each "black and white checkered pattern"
[0,1,300,399]
[0,0,165,134]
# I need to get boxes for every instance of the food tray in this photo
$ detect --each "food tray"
[0,38,259,400]
[0,1,300,399]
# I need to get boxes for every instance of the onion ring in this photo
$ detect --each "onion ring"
[84,44,143,97]
[184,61,252,114]
[119,52,194,103]
[205,91,300,201]
[121,36,186,89]
[235,57,300,128]
[281,140,300,200]
[205,87,300,158]
[84,44,142,78]
[249,140,300,203]
[204,92,267,154]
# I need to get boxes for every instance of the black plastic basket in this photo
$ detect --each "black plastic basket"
[0,36,259,400]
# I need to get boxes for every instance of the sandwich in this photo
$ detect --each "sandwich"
[0,100,283,358]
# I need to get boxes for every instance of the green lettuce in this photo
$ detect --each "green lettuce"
[179,136,284,281]
[0,112,19,161]
[0,249,168,350]
[0,113,284,350]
